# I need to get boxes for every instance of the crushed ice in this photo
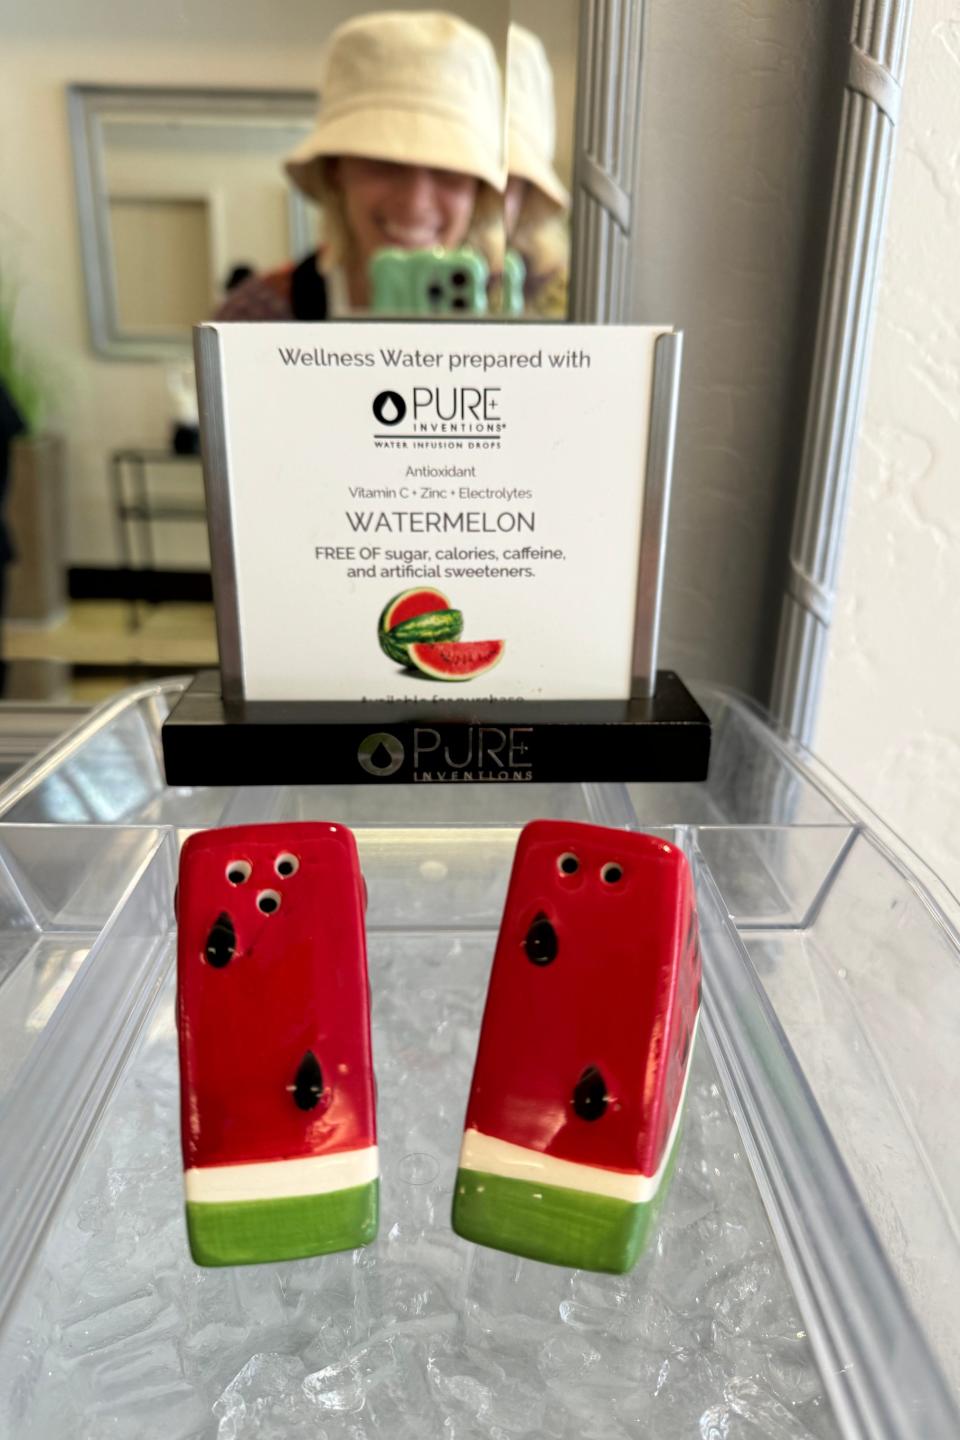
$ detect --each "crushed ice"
[0,934,839,1438]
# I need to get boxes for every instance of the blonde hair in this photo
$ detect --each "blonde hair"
[310,160,505,277]
[512,187,569,282]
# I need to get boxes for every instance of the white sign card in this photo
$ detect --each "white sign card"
[203,322,671,702]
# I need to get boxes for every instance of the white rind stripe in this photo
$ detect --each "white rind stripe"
[185,1146,379,1204]
[459,1015,700,1205]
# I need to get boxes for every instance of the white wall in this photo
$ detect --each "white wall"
[816,0,960,895]
[0,28,323,568]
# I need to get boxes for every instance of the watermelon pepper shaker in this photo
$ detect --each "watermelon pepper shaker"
[176,822,378,1266]
[452,820,701,1273]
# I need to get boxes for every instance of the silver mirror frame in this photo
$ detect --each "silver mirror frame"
[770,1,914,742]
[67,84,318,361]
[568,0,644,324]
[570,1,916,742]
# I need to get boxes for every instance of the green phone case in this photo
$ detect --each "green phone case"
[370,247,489,316]
[501,250,526,316]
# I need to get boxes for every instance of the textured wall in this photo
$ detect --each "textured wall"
[631,0,848,698]
[817,0,960,895]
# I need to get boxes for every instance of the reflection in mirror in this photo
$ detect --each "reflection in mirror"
[2,4,561,704]
[217,8,510,323]
[70,88,318,358]
[506,3,577,318]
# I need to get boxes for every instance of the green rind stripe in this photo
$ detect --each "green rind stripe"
[186,1179,378,1267]
[453,1169,650,1273]
[390,609,463,645]
[379,610,463,664]
[452,1126,683,1274]
[379,632,410,664]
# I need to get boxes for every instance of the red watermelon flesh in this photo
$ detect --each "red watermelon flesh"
[379,587,450,632]
[463,819,699,1177]
[177,822,375,1170]
[407,639,505,681]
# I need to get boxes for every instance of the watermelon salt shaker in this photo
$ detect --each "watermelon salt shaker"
[452,820,701,1273]
[176,822,378,1266]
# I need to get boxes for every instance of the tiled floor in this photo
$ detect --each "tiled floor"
[4,601,217,666]
[2,601,217,702]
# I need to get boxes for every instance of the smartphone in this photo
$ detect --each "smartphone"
[369,246,489,316]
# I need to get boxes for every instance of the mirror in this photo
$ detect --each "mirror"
[2,0,610,705]
[506,2,577,320]
[70,87,318,357]
[67,5,587,336]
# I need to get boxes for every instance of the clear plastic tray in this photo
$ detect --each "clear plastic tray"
[0,680,956,1439]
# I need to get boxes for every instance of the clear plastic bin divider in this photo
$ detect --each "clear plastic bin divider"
[0,831,175,1332]
[213,785,287,828]
[582,781,637,829]
[693,841,960,1440]
[0,829,169,1094]
[0,822,849,1439]
[2,681,960,1436]
[356,827,520,933]
[0,845,43,937]
[0,683,180,824]
[745,828,960,1397]
[627,689,853,830]
[0,826,166,931]
[696,824,859,930]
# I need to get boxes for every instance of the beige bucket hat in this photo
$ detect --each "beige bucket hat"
[285,11,506,199]
[507,25,569,212]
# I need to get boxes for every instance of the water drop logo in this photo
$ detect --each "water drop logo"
[372,390,406,426]
[357,732,405,777]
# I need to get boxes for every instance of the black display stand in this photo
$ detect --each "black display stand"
[161,670,710,786]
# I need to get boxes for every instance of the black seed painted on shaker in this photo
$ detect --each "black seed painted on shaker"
[573,1066,608,1121]
[371,741,393,769]
[524,913,558,965]
[293,1051,324,1111]
[205,912,236,968]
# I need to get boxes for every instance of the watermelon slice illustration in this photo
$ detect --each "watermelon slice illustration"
[452,820,701,1273]
[378,586,451,635]
[176,822,377,1266]
[378,608,463,665]
[407,639,505,681]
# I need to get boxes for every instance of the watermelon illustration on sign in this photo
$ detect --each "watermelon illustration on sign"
[378,586,451,633]
[407,639,504,680]
[377,587,504,681]
[176,822,378,1266]
[379,610,464,664]
[452,820,701,1273]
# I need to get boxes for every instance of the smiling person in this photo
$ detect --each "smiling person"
[216,11,505,321]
